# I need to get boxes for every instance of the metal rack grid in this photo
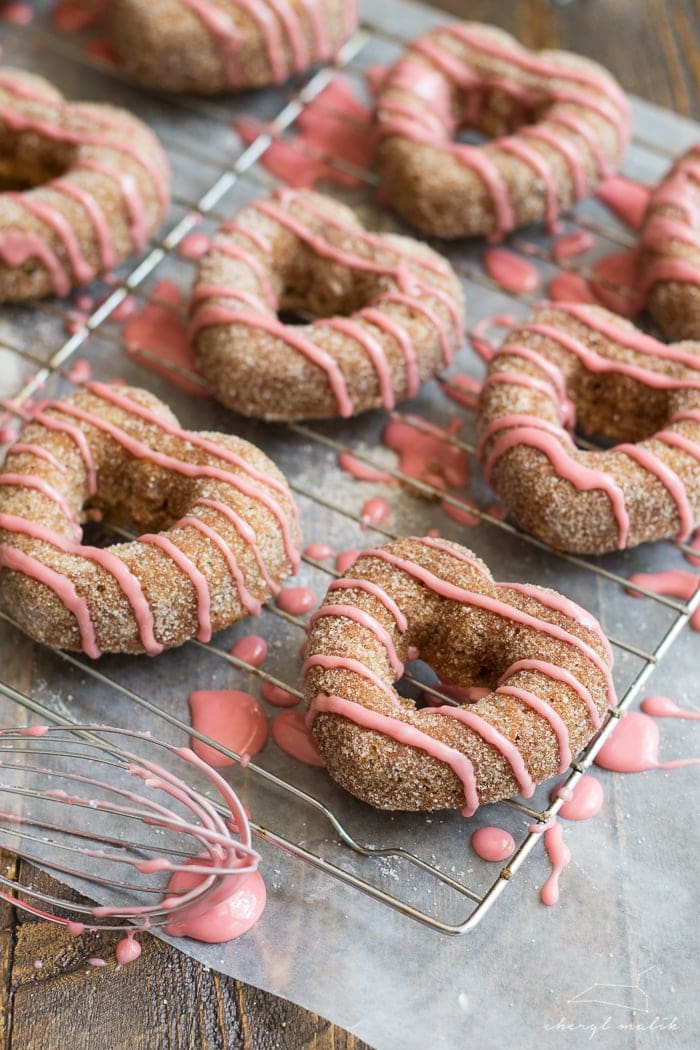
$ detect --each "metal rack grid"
[0,2,698,936]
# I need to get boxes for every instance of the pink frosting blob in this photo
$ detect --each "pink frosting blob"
[482,247,541,295]
[261,680,299,708]
[163,862,266,943]
[471,826,515,862]
[115,934,142,966]
[230,634,268,668]
[276,586,316,615]
[551,775,604,820]
[594,711,699,773]
[272,710,325,766]
[547,271,599,305]
[596,175,651,230]
[588,248,645,317]
[189,689,268,768]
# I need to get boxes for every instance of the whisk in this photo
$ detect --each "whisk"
[0,723,261,937]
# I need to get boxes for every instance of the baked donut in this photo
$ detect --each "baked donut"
[109,0,358,94]
[476,302,700,553]
[191,189,465,420]
[303,536,613,813]
[639,145,700,341]
[374,22,630,239]
[0,383,300,655]
[0,69,170,301]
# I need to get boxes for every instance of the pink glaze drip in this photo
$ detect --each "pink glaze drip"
[469,314,516,363]
[360,497,389,530]
[482,426,630,548]
[261,681,299,708]
[122,280,207,398]
[596,176,651,230]
[588,248,645,318]
[471,826,515,862]
[498,581,613,663]
[276,586,316,616]
[163,865,266,942]
[496,137,559,231]
[616,443,694,540]
[358,307,420,399]
[0,231,70,297]
[495,685,571,772]
[547,271,599,305]
[5,192,94,284]
[195,498,281,596]
[0,512,162,655]
[641,695,700,720]
[188,689,268,767]
[66,358,92,384]
[328,577,408,633]
[175,515,261,616]
[304,542,334,560]
[552,774,604,820]
[310,603,404,676]
[433,704,535,796]
[337,452,395,484]
[51,177,117,271]
[383,415,469,489]
[178,0,244,86]
[0,473,82,535]
[230,634,267,667]
[552,230,595,263]
[442,373,482,411]
[335,548,359,574]
[31,408,97,495]
[309,694,479,816]
[595,711,699,773]
[273,709,325,766]
[178,232,211,260]
[540,822,571,906]
[115,934,141,966]
[302,653,398,704]
[498,657,602,729]
[76,159,148,252]
[627,570,700,632]
[322,317,395,409]
[482,248,541,295]
[140,534,212,642]
[0,544,99,657]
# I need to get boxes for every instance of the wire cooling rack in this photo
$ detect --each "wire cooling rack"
[0,0,698,936]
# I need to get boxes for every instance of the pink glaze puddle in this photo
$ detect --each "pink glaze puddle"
[547,271,599,304]
[53,0,104,33]
[471,826,515,862]
[641,695,700,721]
[188,689,268,768]
[115,934,141,966]
[469,314,516,362]
[304,542,335,560]
[1,3,33,25]
[482,248,540,295]
[261,680,299,709]
[551,775,604,820]
[338,452,395,484]
[335,548,360,574]
[163,862,266,943]
[122,280,209,397]
[276,586,316,615]
[441,373,481,411]
[272,710,325,766]
[178,232,211,260]
[230,634,268,668]
[588,247,645,317]
[110,295,137,322]
[383,415,469,489]
[552,230,595,263]
[66,358,92,384]
[596,176,651,230]
[594,711,699,773]
[360,497,389,530]
[441,495,481,527]
[628,570,700,631]
[540,822,571,906]
[235,77,375,190]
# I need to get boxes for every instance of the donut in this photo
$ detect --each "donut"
[0,384,300,655]
[639,145,700,341]
[374,22,630,239]
[476,302,700,553]
[191,189,465,420]
[109,0,358,94]
[303,536,613,813]
[0,69,170,301]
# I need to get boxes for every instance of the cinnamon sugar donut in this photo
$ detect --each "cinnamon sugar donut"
[109,0,358,94]
[374,22,630,239]
[191,189,465,420]
[0,69,170,301]
[0,384,300,655]
[477,303,700,553]
[303,537,613,813]
[639,145,700,341]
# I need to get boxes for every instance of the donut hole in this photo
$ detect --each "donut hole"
[276,248,389,322]
[0,131,74,191]
[454,83,550,142]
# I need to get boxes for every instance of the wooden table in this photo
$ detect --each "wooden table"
[1,2,698,1048]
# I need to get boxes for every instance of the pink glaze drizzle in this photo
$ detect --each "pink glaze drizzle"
[540,822,571,905]
[140,534,212,642]
[641,695,700,720]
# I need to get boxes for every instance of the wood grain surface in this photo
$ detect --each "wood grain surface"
[1,2,698,1049]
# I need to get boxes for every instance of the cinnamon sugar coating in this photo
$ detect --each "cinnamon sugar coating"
[191,189,465,420]
[374,22,629,239]
[0,69,170,301]
[639,145,700,341]
[109,0,357,94]
[0,385,300,655]
[304,537,612,813]
[476,303,700,553]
